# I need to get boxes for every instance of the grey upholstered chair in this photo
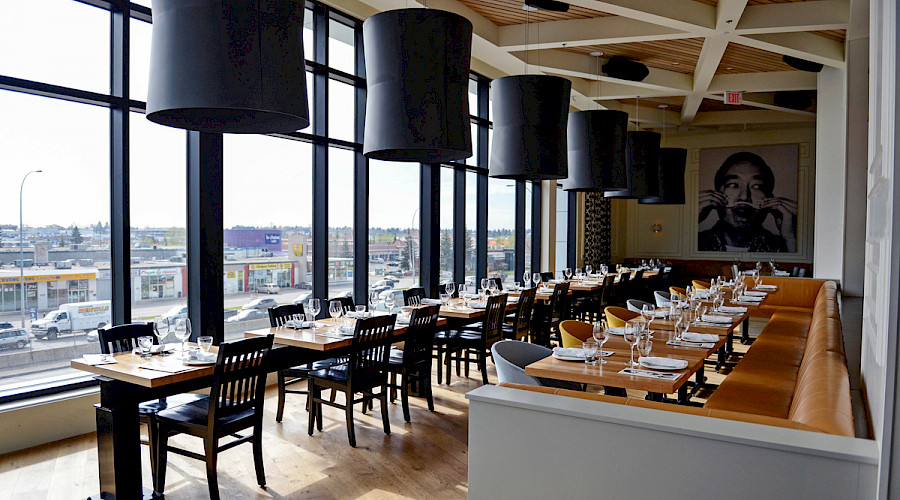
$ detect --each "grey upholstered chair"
[626,299,655,313]
[653,291,672,308]
[491,340,583,390]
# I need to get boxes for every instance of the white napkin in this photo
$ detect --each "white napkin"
[638,357,688,370]
[744,290,767,297]
[552,347,585,359]
[82,354,116,365]
[286,319,322,329]
[755,284,777,290]
[338,325,355,334]
[682,332,720,343]
[189,350,217,362]
[548,279,565,284]
[701,314,734,324]
[737,295,764,302]
[651,310,668,318]
[469,301,487,309]
[774,270,791,276]
[582,280,600,285]
[717,305,747,314]
[606,326,626,335]
[421,298,443,305]
[693,290,711,298]
[396,315,411,325]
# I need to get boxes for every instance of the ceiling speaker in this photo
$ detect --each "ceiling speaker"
[524,0,570,12]
[602,57,649,82]
[774,91,813,111]
[782,55,824,73]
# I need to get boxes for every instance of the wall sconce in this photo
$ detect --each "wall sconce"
[651,223,662,233]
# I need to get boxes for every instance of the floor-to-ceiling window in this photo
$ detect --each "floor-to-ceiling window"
[440,167,455,283]
[555,184,569,275]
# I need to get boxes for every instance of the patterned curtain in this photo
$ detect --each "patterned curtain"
[584,192,611,267]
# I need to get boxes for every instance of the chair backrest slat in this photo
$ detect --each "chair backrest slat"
[403,288,426,305]
[482,294,508,345]
[403,305,440,369]
[514,287,537,333]
[349,315,395,386]
[331,296,355,314]
[98,323,155,354]
[268,303,305,327]
[208,335,273,427]
[548,282,570,319]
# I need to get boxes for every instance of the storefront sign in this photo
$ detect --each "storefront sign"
[140,268,179,276]
[0,272,97,285]
[248,263,292,270]
[293,244,304,256]
[225,271,237,279]
[265,233,281,245]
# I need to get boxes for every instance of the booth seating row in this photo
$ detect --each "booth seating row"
[703,279,853,436]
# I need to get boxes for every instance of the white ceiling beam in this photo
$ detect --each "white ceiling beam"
[708,71,818,93]
[513,49,693,94]
[732,32,845,68]
[587,81,689,99]
[566,0,717,35]
[734,0,850,35]
[601,100,683,127]
[496,16,692,52]
[716,0,748,32]
[681,36,731,123]
[690,109,815,126]
[707,93,817,117]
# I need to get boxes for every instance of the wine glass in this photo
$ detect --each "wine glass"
[601,264,608,275]
[591,321,609,364]
[488,279,498,295]
[563,268,572,280]
[368,292,378,312]
[460,285,471,308]
[329,300,343,324]
[532,273,541,288]
[623,323,640,368]
[446,282,456,297]
[585,264,593,275]
[384,293,395,313]
[307,298,321,329]
[153,317,170,357]
[174,318,192,359]
[523,272,532,288]
[641,304,655,327]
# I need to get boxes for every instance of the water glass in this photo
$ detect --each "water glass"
[355,305,367,318]
[153,318,170,356]
[307,298,321,328]
[137,336,153,358]
[581,341,600,365]
[198,336,213,353]
[440,293,451,306]
[174,318,192,358]
[637,338,653,360]
[591,321,609,364]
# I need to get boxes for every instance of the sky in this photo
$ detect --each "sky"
[0,0,516,232]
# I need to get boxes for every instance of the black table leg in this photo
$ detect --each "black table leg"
[741,318,751,344]
[677,384,690,404]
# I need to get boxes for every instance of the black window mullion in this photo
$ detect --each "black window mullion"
[515,180,526,283]
[568,191,578,270]
[453,167,466,284]
[531,182,542,273]
[475,78,489,284]
[312,3,328,312]
[421,164,441,298]
[352,25,368,306]
[109,3,130,325]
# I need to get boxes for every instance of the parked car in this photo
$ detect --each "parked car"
[86,328,99,343]
[294,281,312,290]
[292,292,312,306]
[376,289,405,313]
[0,322,14,330]
[0,328,31,350]
[259,283,280,294]
[158,305,188,324]
[225,309,268,323]
[370,279,395,294]
[241,298,278,311]
[223,309,239,321]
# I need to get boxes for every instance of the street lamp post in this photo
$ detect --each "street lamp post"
[20,170,42,328]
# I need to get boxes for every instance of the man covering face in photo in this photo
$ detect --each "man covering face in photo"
[698,152,797,252]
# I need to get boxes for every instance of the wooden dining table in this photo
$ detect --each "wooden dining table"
[632,309,747,370]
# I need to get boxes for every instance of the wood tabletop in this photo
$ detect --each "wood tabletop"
[604,330,726,359]
[437,297,518,319]
[524,350,702,394]
[245,316,449,350]
[71,345,216,388]
[630,311,747,335]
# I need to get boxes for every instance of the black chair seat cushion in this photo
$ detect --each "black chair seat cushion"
[284,358,345,375]
[156,397,253,428]
[308,366,387,385]
[139,392,207,415]
[435,328,479,340]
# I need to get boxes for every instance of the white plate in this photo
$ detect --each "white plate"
[639,361,683,371]
[552,352,585,362]
[183,359,216,366]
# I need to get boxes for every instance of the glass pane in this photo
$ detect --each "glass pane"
[368,160,419,311]
[129,114,187,331]
[0,0,109,93]
[329,79,355,142]
[0,90,110,391]
[130,18,151,102]
[467,122,478,166]
[440,167,454,283]
[328,148,355,301]
[524,181,533,276]
[304,8,314,62]
[307,72,315,132]
[328,19,355,74]
[465,171,477,287]
[469,79,478,118]
[555,186,569,275]
[487,178,515,286]
[223,136,313,340]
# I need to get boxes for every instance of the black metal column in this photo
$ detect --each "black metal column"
[109,3,130,325]
[421,163,441,297]
[312,4,329,311]
[453,167,466,284]
[531,182,542,273]
[476,170,488,284]
[186,132,224,343]
[352,25,368,305]
[568,191,578,269]
[514,180,526,283]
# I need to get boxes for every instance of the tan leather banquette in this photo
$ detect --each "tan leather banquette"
[705,280,853,436]
[740,276,829,318]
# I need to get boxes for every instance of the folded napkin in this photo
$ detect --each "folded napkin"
[421,298,443,305]
[582,281,600,285]
[693,290,711,298]
[188,350,217,362]
[737,295,764,302]
[396,315,411,325]
[548,279,565,284]
[469,301,487,309]
[663,267,672,272]
[338,325,355,334]
[744,290,767,297]
[82,354,117,365]
[606,326,625,335]
[150,344,173,354]
[552,347,585,358]
[667,340,715,349]
[701,314,734,324]
[638,357,689,370]
[651,310,668,318]
[682,332,720,343]
[389,347,404,359]
[774,270,791,276]
[619,368,679,380]
[717,305,748,314]
[285,319,322,329]
[755,284,777,290]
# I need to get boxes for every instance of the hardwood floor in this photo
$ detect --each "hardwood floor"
[0,322,759,499]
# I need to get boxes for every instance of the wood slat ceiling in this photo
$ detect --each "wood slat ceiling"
[617,96,685,113]
[698,98,764,112]
[456,0,612,26]
[813,29,847,42]
[716,43,794,74]
[564,38,705,75]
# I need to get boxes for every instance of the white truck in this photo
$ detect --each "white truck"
[31,300,111,340]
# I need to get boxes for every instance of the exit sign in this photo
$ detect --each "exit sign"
[724,91,743,105]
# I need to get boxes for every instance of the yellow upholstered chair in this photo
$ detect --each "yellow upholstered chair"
[692,280,711,290]
[559,320,593,348]
[669,286,687,299]
[604,307,640,328]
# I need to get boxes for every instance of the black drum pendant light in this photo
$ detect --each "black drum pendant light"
[604,130,660,198]
[564,110,628,191]
[147,0,310,134]
[639,148,686,204]
[362,9,473,162]
[490,75,572,180]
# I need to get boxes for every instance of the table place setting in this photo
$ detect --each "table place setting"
[666,339,716,349]
[81,353,117,366]
[618,367,681,380]
[284,319,325,329]
[700,314,737,324]
[420,298,443,305]
[717,305,748,314]
[755,284,778,291]
[744,290,768,297]
[551,346,613,362]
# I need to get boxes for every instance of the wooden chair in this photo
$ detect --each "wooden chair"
[540,271,554,283]
[505,287,536,341]
[443,294,508,385]
[97,323,205,494]
[534,282,570,347]
[307,315,395,447]
[490,277,503,291]
[154,334,274,500]
[331,296,355,313]
[403,287,427,305]
[267,304,342,423]
[387,305,440,422]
